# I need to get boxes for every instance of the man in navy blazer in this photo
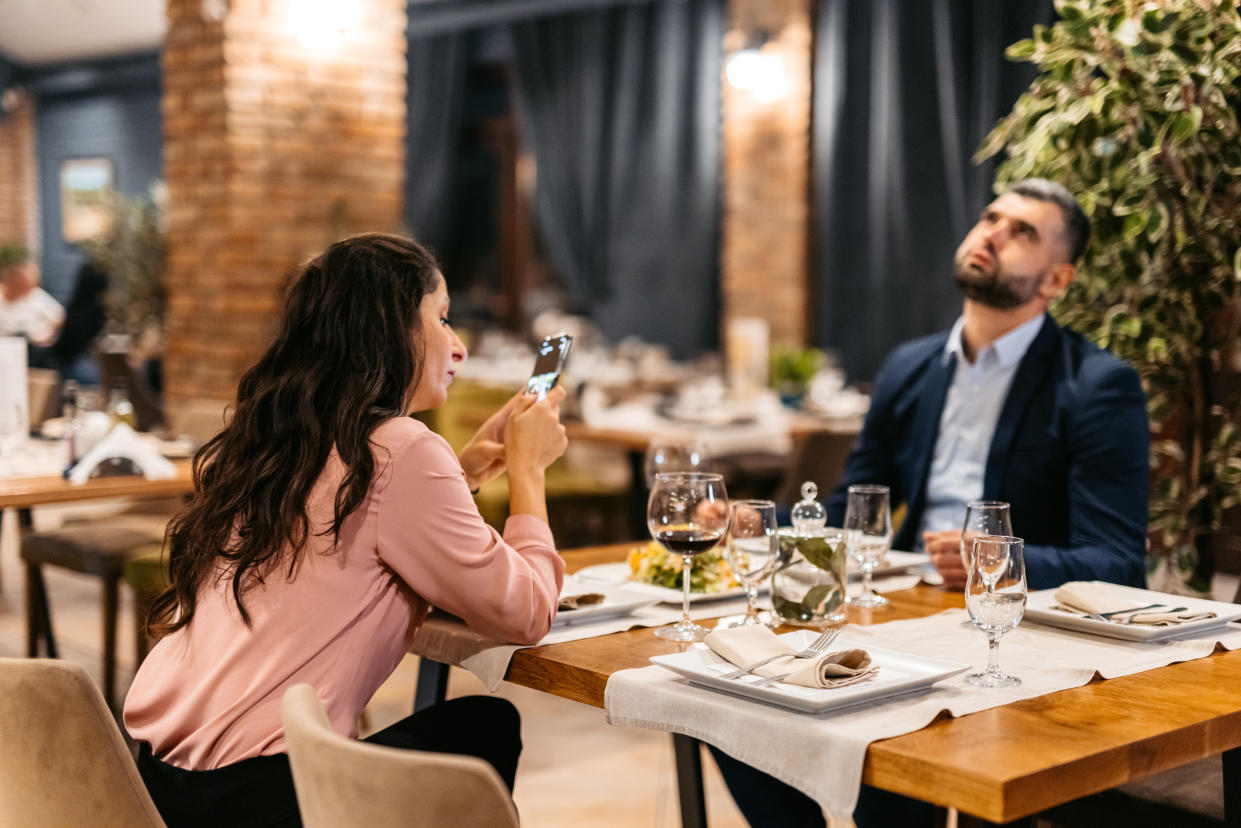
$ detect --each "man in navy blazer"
[712,179,1150,828]
[824,178,1148,592]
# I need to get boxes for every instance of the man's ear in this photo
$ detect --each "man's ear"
[1042,261,1075,300]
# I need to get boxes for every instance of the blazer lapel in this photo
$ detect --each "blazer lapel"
[983,313,1060,496]
[904,350,956,520]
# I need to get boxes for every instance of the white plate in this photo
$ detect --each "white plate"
[1024,583,1241,642]
[552,578,662,628]
[573,562,751,604]
[575,551,929,605]
[650,630,969,713]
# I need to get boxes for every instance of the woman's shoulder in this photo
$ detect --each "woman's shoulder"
[369,416,456,464]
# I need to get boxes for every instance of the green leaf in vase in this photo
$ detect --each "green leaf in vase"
[798,537,847,572]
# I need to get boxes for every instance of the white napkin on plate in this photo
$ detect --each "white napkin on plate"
[704,625,875,689]
[1053,581,1216,626]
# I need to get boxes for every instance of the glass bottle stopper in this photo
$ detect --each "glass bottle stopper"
[791,481,827,533]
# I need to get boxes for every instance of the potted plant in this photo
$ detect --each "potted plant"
[769,345,825,406]
[977,0,1241,594]
[81,185,166,345]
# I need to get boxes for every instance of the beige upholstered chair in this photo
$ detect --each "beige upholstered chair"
[0,657,166,828]
[281,684,519,828]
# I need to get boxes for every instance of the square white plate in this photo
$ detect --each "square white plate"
[1024,583,1241,642]
[650,630,969,713]
[552,578,662,628]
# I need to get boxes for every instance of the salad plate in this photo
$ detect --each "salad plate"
[573,562,750,604]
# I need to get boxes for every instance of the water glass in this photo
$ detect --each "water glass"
[960,501,1012,569]
[844,484,891,608]
[964,535,1026,687]
[724,499,779,627]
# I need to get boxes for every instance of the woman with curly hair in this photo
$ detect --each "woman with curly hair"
[124,233,567,827]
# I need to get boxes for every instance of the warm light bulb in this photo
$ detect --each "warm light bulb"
[725,49,763,90]
[292,0,361,52]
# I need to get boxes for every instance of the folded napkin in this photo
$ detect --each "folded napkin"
[558,592,605,611]
[1054,582,1216,626]
[704,625,876,689]
[69,423,177,485]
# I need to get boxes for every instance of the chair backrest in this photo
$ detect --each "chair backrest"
[773,430,858,506]
[281,684,519,828]
[0,657,166,828]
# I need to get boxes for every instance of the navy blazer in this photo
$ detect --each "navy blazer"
[826,313,1149,590]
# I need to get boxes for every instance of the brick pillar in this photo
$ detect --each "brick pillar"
[162,0,406,429]
[0,90,38,250]
[720,0,812,350]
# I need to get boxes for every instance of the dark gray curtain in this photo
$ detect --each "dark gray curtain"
[508,0,723,357]
[405,31,469,249]
[813,0,1055,382]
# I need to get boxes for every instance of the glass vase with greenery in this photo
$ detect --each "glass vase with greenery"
[978,0,1241,593]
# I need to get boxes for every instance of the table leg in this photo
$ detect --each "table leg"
[672,734,707,828]
[413,658,450,712]
[1225,745,1239,827]
[627,449,647,539]
[102,575,119,712]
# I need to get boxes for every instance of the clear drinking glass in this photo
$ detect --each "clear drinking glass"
[960,501,1012,569]
[643,438,709,487]
[648,472,730,641]
[964,535,1026,687]
[844,484,892,608]
[724,499,779,627]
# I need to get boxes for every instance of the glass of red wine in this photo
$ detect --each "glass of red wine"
[648,471,730,641]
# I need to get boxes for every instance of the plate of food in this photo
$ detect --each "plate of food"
[573,542,749,604]
[575,543,930,604]
[552,576,662,627]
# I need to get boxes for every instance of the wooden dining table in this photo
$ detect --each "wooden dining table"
[421,542,1241,827]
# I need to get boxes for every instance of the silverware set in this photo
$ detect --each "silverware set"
[1054,603,1187,624]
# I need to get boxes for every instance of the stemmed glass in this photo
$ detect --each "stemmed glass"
[643,438,709,486]
[724,499,779,627]
[647,471,730,641]
[960,501,1012,569]
[964,535,1026,687]
[844,484,891,608]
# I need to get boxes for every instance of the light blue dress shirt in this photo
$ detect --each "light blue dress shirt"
[916,313,1046,545]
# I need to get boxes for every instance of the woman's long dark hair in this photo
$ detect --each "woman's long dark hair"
[148,234,441,636]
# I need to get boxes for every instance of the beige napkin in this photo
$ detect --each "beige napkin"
[704,625,876,689]
[1054,582,1216,626]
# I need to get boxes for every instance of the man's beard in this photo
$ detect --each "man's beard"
[953,253,1044,310]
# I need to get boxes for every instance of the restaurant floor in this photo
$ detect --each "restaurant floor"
[4,505,1236,827]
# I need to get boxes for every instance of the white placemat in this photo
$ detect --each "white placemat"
[604,609,1241,821]
[411,596,752,690]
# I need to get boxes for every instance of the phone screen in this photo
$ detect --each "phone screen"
[526,334,573,399]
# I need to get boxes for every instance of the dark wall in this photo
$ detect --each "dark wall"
[30,56,162,303]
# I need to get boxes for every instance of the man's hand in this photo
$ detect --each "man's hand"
[923,529,967,591]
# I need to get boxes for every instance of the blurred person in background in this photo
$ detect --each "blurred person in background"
[0,254,64,367]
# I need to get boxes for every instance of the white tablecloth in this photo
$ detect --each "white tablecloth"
[604,610,1241,821]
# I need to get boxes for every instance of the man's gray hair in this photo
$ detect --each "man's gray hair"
[1005,178,1090,263]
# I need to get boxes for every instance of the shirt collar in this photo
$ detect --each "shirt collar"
[942,313,1045,368]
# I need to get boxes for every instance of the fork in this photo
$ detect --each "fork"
[721,628,841,679]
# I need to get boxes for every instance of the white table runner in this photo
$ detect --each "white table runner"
[604,610,1241,821]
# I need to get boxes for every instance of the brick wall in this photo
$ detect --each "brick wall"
[720,0,812,350]
[162,0,406,428]
[0,91,38,251]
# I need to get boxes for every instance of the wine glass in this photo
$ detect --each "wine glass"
[844,484,891,608]
[964,535,1026,687]
[643,438,709,487]
[648,471,730,641]
[724,499,779,627]
[960,501,1012,569]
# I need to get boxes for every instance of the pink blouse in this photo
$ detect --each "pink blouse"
[124,417,564,769]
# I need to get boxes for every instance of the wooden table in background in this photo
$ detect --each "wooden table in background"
[497,543,1241,826]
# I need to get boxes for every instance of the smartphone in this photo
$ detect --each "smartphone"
[526,333,573,399]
